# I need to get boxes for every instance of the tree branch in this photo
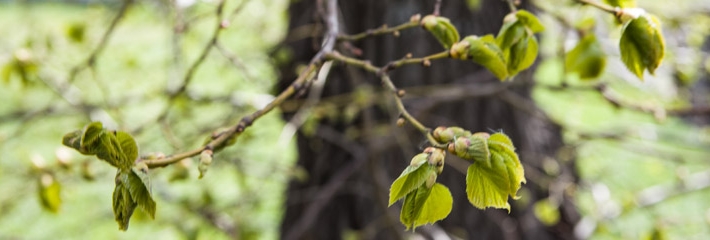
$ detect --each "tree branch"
[574,0,619,15]
[337,20,420,42]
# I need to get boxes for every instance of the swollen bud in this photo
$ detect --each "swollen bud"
[198,149,213,179]
[432,126,471,143]
[421,15,460,49]
[425,147,446,174]
[449,134,490,162]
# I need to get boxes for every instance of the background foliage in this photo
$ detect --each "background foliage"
[0,0,709,239]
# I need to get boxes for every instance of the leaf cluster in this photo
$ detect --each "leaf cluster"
[62,122,155,231]
[389,127,525,229]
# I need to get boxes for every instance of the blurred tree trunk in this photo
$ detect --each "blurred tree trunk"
[277,0,580,239]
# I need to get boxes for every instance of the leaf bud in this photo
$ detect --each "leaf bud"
[198,149,213,179]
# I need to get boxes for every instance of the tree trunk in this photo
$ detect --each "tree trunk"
[277,0,580,239]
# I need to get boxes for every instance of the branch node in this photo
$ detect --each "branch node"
[422,59,432,67]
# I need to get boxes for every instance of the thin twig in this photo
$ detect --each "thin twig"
[574,0,619,15]
[433,0,443,16]
[505,0,518,12]
[277,61,332,146]
[169,0,227,98]
[337,21,419,42]
[143,63,320,168]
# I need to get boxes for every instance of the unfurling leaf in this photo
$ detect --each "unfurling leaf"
[400,183,453,230]
[465,132,525,211]
[62,122,138,170]
[116,131,139,164]
[38,173,61,213]
[496,20,526,51]
[113,163,156,231]
[496,11,542,77]
[619,12,665,80]
[565,35,607,79]
[198,149,213,179]
[421,15,460,49]
[130,162,156,218]
[389,153,435,206]
[390,147,446,206]
[452,35,509,80]
[113,172,136,231]
[448,132,490,162]
[507,33,539,76]
[515,10,545,33]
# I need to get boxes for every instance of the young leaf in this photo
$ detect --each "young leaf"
[113,172,136,231]
[515,10,545,33]
[507,33,539,76]
[80,121,104,150]
[464,35,509,80]
[400,183,453,230]
[62,130,82,152]
[421,15,460,49]
[619,13,665,80]
[128,162,156,218]
[112,164,157,231]
[449,133,490,162]
[496,20,525,50]
[116,131,139,164]
[389,153,435,206]
[95,133,127,169]
[465,133,525,211]
[38,173,61,213]
[565,35,607,79]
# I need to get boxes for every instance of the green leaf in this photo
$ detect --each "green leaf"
[565,35,607,79]
[507,33,539,76]
[95,133,126,169]
[112,164,156,231]
[129,162,156,218]
[422,15,460,49]
[389,153,435,206]
[465,35,509,80]
[62,130,82,151]
[80,122,104,152]
[451,133,490,162]
[38,173,61,213]
[515,10,545,33]
[113,171,136,231]
[619,13,665,80]
[116,131,139,164]
[399,183,453,230]
[496,20,525,50]
[465,133,525,211]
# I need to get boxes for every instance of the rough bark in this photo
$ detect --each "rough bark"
[277,0,580,239]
